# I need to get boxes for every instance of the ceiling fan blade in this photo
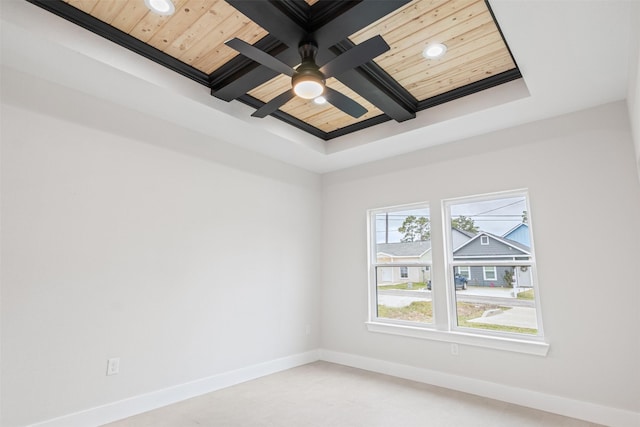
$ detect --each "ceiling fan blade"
[319,35,390,78]
[324,87,367,118]
[226,38,294,77]
[252,89,296,118]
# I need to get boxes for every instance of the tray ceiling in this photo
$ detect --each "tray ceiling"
[27,0,520,140]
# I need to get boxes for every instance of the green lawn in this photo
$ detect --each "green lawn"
[377,301,537,335]
[377,282,427,290]
[377,301,433,323]
[517,288,535,300]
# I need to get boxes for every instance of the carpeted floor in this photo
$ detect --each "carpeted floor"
[103,361,602,426]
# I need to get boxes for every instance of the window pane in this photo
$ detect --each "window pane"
[457,266,470,279]
[376,266,433,324]
[375,207,430,245]
[454,265,538,335]
[447,193,541,336]
[372,205,431,325]
[483,266,497,281]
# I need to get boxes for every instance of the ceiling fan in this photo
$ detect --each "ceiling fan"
[225,35,390,119]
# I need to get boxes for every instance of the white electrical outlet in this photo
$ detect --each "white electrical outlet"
[106,358,120,376]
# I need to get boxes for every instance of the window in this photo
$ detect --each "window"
[369,204,432,325]
[483,266,497,281]
[367,190,547,356]
[456,266,470,279]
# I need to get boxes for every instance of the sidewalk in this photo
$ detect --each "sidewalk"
[468,306,537,329]
[377,294,431,308]
[460,286,519,298]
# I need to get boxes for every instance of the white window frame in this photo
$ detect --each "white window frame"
[368,203,434,329]
[366,190,548,356]
[480,235,489,245]
[483,266,497,281]
[457,266,470,279]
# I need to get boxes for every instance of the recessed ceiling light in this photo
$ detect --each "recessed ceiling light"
[423,43,447,59]
[314,96,327,105]
[145,0,175,15]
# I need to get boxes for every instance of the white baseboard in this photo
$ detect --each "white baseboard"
[319,349,640,427]
[29,350,320,427]
[29,348,639,427]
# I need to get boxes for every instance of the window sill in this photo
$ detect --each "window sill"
[365,321,549,356]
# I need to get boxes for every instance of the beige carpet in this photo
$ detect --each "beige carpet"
[103,361,602,426]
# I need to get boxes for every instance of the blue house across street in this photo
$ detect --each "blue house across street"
[452,231,532,288]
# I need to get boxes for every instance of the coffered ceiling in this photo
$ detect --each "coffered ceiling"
[27,0,520,140]
[2,1,636,173]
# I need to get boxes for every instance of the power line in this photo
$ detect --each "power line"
[469,200,524,216]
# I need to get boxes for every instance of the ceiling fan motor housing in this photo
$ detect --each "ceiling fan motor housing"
[292,42,325,98]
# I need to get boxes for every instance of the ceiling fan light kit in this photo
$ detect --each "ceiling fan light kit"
[291,43,325,99]
[293,79,324,99]
[225,34,390,119]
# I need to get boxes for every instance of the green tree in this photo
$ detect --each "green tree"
[398,215,430,242]
[451,215,479,233]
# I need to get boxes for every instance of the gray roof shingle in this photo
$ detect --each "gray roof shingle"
[377,241,431,257]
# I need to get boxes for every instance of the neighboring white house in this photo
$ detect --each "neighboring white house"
[376,241,431,284]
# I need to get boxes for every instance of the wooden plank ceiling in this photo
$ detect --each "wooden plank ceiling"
[41,0,519,139]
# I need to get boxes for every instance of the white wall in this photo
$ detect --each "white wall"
[1,76,322,426]
[3,68,640,426]
[628,3,640,182]
[321,102,640,414]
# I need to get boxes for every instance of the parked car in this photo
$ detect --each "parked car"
[426,275,468,290]
[454,274,468,290]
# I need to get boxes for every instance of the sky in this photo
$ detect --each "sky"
[376,196,528,243]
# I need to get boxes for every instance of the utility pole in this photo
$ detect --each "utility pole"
[385,213,389,243]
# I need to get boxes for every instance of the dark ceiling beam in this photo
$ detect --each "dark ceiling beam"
[309,0,416,121]
[308,1,360,31]
[225,0,307,48]
[334,67,415,122]
[238,94,327,140]
[312,0,412,51]
[326,114,393,140]
[416,69,522,111]
[269,0,311,29]
[328,40,416,122]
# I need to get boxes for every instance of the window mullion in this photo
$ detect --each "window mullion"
[430,206,451,331]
